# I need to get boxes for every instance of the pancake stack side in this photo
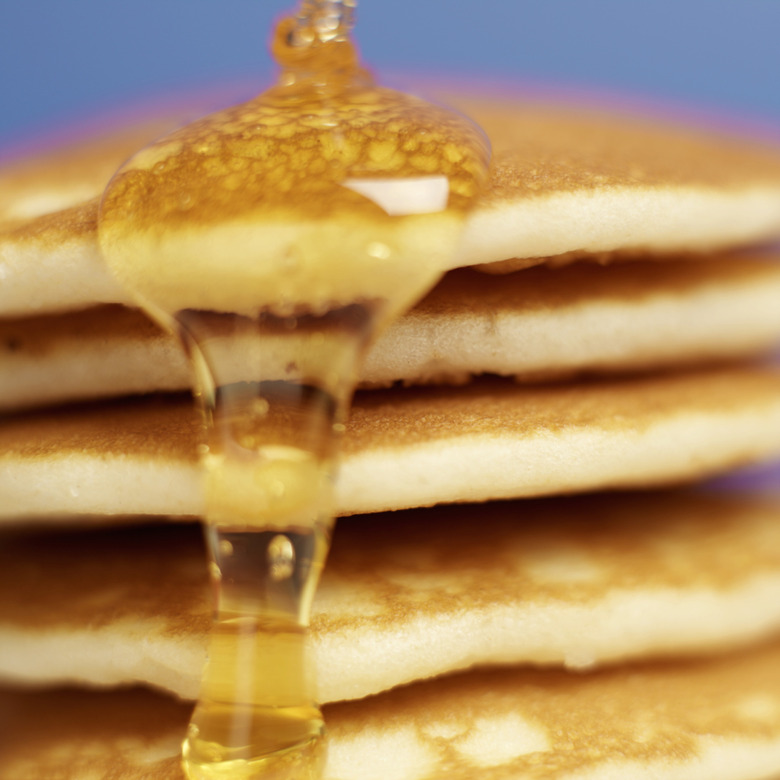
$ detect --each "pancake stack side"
[3,89,780,780]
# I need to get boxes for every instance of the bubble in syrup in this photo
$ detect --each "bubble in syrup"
[251,398,270,418]
[239,434,259,449]
[270,478,287,498]
[367,241,392,260]
[268,534,296,581]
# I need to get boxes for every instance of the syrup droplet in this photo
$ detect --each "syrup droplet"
[98,2,489,778]
[268,534,296,581]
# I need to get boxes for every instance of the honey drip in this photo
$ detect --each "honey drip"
[98,2,489,777]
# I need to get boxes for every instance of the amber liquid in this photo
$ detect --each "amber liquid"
[98,3,490,778]
[178,305,372,779]
[183,530,329,779]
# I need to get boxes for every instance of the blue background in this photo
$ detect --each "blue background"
[2,1,780,148]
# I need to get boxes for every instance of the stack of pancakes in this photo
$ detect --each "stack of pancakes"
[3,90,780,779]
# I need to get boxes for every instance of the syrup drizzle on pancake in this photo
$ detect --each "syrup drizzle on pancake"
[98,1,489,777]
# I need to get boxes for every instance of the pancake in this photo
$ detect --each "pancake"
[2,367,780,522]
[0,102,232,317]
[3,252,780,411]
[450,95,780,270]
[3,93,780,318]
[5,86,780,780]
[3,491,780,704]
[6,637,780,780]
[0,105,223,229]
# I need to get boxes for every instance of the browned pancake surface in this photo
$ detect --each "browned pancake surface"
[454,97,780,200]
[341,368,780,454]
[327,642,780,779]
[0,523,209,637]
[0,394,199,462]
[6,640,780,779]
[0,367,771,462]
[2,199,98,247]
[0,303,159,357]
[2,491,774,631]
[0,686,187,780]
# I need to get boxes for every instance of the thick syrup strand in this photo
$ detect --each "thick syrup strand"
[98,2,489,778]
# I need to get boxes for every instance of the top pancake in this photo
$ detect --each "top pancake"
[2,90,780,317]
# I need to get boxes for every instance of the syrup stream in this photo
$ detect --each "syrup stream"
[98,2,489,777]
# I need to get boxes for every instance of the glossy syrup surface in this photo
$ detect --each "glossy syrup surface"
[98,2,489,778]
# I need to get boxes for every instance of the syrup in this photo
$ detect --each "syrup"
[98,2,489,777]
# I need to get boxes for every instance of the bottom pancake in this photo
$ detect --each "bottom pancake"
[3,491,780,704]
[5,638,780,779]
